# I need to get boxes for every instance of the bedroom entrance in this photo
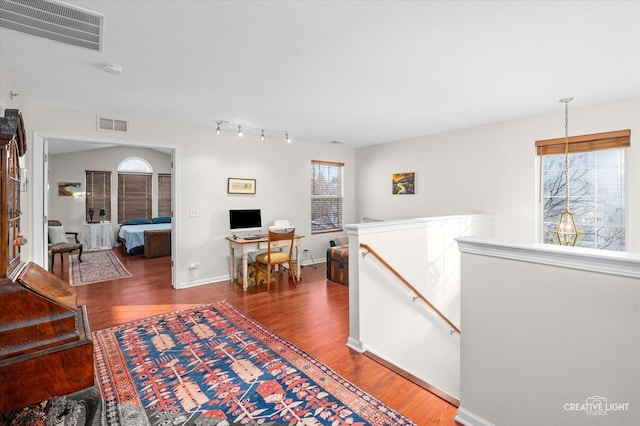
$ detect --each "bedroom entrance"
[38,135,176,288]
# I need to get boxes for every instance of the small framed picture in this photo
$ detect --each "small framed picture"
[58,182,82,197]
[392,172,415,194]
[228,178,256,194]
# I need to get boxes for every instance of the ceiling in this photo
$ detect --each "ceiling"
[1,0,639,150]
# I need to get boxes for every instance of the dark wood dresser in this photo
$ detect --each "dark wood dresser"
[0,109,96,417]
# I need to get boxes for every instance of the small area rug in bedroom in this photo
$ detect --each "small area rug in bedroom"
[93,301,415,425]
[69,250,131,286]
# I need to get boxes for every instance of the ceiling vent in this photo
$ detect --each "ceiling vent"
[0,0,103,51]
[97,116,128,133]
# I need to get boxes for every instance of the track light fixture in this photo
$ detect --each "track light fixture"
[213,120,292,143]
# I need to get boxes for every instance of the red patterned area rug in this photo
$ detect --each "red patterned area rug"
[93,301,415,425]
[69,250,131,286]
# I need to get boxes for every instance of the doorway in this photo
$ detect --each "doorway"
[32,133,178,288]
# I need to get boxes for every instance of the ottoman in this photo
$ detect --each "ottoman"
[237,263,275,288]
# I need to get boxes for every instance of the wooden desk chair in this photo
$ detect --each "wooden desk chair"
[254,229,296,290]
[48,219,83,271]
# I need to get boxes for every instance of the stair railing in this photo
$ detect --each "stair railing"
[360,243,461,335]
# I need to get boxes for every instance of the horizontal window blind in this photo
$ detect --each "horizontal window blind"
[158,173,172,218]
[118,172,152,223]
[311,160,344,234]
[535,129,630,156]
[85,170,111,222]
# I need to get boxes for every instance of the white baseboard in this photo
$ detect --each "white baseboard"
[177,275,228,289]
[346,336,364,353]
[455,406,495,426]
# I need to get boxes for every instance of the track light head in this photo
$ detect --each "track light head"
[286,133,291,144]
[238,126,243,137]
[260,130,265,141]
[216,122,221,135]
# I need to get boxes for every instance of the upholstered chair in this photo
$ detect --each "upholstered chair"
[47,219,83,271]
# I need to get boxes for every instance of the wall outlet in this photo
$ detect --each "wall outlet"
[189,263,199,269]
[189,209,198,217]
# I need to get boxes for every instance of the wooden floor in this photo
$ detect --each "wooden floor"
[52,249,460,426]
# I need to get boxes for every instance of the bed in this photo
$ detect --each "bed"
[117,218,172,255]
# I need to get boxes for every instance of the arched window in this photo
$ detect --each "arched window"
[119,157,152,173]
[118,157,153,222]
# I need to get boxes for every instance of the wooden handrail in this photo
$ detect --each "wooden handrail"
[360,243,461,334]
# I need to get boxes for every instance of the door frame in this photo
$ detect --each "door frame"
[31,131,179,288]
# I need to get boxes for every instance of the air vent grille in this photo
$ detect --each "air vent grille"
[98,116,128,133]
[0,0,103,51]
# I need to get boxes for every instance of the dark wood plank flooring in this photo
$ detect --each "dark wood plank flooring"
[52,249,460,425]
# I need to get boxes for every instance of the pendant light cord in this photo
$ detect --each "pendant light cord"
[561,98,572,212]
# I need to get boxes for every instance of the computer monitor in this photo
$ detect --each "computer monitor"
[229,209,262,232]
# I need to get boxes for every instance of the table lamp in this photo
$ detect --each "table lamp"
[99,208,106,222]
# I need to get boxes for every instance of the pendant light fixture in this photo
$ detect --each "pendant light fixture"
[550,97,585,246]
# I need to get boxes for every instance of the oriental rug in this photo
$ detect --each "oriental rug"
[69,250,131,286]
[93,301,415,426]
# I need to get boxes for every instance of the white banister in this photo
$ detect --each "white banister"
[456,237,640,426]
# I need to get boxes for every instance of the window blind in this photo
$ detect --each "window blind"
[85,170,111,222]
[311,160,344,234]
[118,172,152,223]
[158,173,172,218]
[535,129,630,156]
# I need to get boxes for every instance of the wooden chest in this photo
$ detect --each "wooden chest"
[326,246,349,285]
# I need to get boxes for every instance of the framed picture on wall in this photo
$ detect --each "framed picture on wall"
[392,172,415,194]
[58,182,82,197]
[228,178,256,194]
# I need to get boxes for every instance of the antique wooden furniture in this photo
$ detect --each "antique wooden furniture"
[327,236,349,285]
[0,109,97,418]
[48,219,83,270]
[254,229,297,291]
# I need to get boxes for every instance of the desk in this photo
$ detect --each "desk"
[227,235,303,290]
[81,222,115,251]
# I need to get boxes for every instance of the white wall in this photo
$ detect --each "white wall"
[456,237,640,426]
[48,146,172,237]
[13,94,355,288]
[0,57,33,261]
[346,214,494,403]
[355,97,640,251]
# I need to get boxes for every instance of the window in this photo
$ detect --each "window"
[311,160,344,234]
[118,158,152,223]
[85,171,112,222]
[536,130,629,251]
[158,173,172,218]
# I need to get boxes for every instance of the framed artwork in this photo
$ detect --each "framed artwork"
[392,172,415,195]
[58,182,82,197]
[228,178,256,194]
